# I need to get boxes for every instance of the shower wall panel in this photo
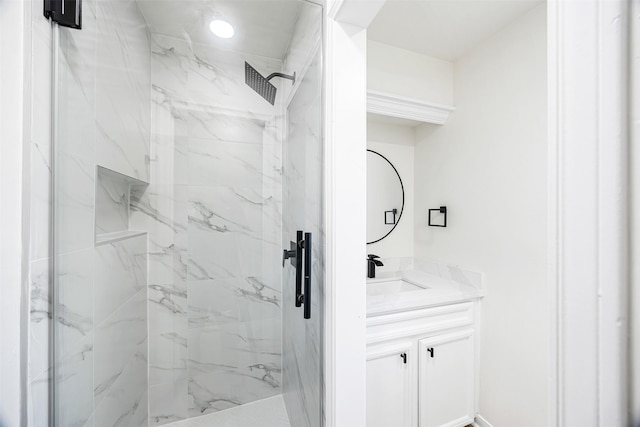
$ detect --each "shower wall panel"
[50,0,151,425]
[134,34,284,425]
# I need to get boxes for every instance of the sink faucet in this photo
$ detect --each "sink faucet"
[367,254,384,279]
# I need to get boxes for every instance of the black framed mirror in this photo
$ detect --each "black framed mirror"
[367,149,405,244]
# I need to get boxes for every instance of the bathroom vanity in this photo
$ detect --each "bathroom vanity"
[366,259,484,427]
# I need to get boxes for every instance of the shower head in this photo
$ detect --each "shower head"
[244,61,295,105]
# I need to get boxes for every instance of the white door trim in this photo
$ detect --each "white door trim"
[324,1,386,426]
[548,1,629,425]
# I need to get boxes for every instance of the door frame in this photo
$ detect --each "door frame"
[324,0,633,426]
[548,1,630,425]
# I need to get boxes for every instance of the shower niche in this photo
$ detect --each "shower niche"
[95,166,148,245]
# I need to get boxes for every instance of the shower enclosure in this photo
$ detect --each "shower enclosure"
[50,0,323,425]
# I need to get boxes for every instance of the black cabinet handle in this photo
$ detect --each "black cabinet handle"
[303,232,312,319]
[400,353,407,364]
[427,348,434,358]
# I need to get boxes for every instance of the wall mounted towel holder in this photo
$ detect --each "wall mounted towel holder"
[428,206,447,227]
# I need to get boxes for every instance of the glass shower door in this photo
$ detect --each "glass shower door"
[50,1,323,426]
[282,37,324,427]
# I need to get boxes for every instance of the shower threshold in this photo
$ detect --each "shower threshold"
[162,395,291,427]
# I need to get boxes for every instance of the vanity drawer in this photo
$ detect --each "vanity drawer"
[367,302,474,345]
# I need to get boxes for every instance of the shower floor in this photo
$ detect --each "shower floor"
[163,395,291,427]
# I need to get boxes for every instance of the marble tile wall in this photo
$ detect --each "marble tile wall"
[28,0,151,425]
[27,0,54,420]
[133,33,285,425]
[280,3,324,427]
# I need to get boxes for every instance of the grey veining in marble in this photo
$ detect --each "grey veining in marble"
[163,395,291,427]
[144,30,286,425]
[48,1,152,424]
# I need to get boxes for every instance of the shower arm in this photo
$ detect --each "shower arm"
[266,72,296,84]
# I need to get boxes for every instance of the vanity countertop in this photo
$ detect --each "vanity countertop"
[366,258,485,317]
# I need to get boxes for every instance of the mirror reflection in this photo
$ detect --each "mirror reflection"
[367,149,405,244]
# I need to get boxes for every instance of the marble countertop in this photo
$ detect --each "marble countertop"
[366,258,486,317]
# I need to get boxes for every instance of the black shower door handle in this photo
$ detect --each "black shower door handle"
[295,230,303,307]
[303,232,312,319]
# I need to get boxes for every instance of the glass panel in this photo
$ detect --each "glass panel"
[282,5,324,427]
[52,1,323,426]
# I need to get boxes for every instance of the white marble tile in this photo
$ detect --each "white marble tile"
[29,140,52,261]
[130,185,188,248]
[188,367,281,418]
[29,368,51,427]
[151,34,189,102]
[29,6,53,260]
[56,1,97,164]
[29,258,51,381]
[149,380,189,426]
[281,46,324,427]
[188,320,281,374]
[55,153,95,255]
[56,248,94,352]
[187,186,266,280]
[95,0,150,182]
[150,130,189,186]
[149,301,187,386]
[174,395,290,427]
[282,1,322,104]
[187,277,280,329]
[186,43,282,117]
[187,137,264,189]
[95,172,130,235]
[56,333,94,427]
[93,288,147,407]
[187,110,265,143]
[94,340,148,427]
[93,234,147,325]
[187,319,282,416]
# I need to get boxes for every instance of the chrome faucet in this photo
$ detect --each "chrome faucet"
[367,254,384,278]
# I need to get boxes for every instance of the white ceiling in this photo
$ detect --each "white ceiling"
[136,0,304,59]
[368,0,543,61]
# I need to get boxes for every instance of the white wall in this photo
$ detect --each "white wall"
[325,17,368,427]
[367,40,454,106]
[366,120,414,258]
[0,0,30,425]
[413,5,547,426]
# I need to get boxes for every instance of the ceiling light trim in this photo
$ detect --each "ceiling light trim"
[209,19,234,38]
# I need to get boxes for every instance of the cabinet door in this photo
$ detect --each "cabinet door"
[367,341,416,427]
[418,329,475,427]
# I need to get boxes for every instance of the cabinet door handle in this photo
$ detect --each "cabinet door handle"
[400,353,407,364]
[427,348,434,358]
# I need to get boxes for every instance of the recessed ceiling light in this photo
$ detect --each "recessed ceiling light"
[209,19,234,39]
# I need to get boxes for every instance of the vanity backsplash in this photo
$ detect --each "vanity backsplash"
[374,257,485,293]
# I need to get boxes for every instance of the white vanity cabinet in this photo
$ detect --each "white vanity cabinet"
[418,330,475,427]
[366,301,478,427]
[367,341,417,427]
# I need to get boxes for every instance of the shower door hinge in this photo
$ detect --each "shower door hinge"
[44,0,82,29]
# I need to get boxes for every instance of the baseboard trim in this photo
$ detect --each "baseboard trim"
[473,414,494,427]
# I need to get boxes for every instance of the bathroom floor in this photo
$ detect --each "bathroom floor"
[163,395,291,427]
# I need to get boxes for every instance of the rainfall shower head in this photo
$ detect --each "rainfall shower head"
[244,61,296,105]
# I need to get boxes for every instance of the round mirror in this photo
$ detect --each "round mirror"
[367,149,405,244]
